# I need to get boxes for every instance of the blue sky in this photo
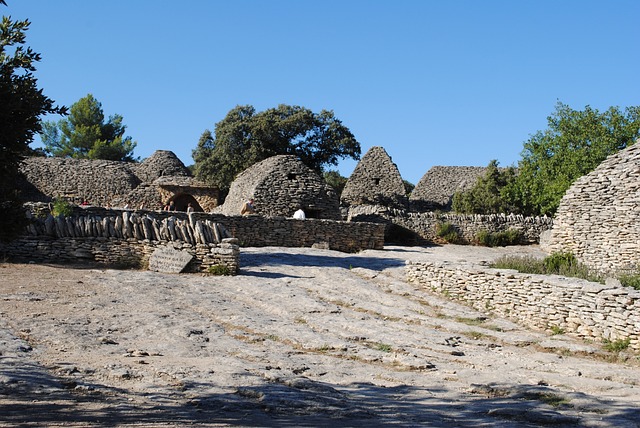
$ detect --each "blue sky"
[6,0,640,185]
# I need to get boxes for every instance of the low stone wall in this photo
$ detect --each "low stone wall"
[348,205,553,244]
[406,261,640,351]
[212,214,385,252]
[4,236,240,274]
[0,204,384,272]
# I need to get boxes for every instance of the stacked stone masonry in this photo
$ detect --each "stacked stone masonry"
[406,261,640,351]
[348,205,553,244]
[1,205,385,272]
[340,146,408,209]
[542,140,640,274]
[409,166,487,211]
[217,155,341,220]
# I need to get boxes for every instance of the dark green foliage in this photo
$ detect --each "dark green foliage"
[542,252,577,273]
[436,222,462,244]
[207,264,231,276]
[505,102,640,216]
[41,94,137,161]
[192,104,360,192]
[452,160,518,214]
[51,197,73,217]
[618,274,640,291]
[602,338,631,353]
[402,180,415,197]
[475,229,521,247]
[0,15,66,242]
[323,170,348,197]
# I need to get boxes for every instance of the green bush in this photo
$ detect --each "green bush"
[618,273,640,290]
[491,252,603,283]
[207,264,231,276]
[436,222,462,244]
[543,252,577,274]
[52,198,73,217]
[476,229,521,247]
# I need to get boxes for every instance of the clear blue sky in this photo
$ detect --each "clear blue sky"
[6,0,640,185]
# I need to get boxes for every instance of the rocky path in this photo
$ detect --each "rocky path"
[1,245,639,427]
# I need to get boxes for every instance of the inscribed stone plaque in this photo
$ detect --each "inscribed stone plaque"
[148,247,193,273]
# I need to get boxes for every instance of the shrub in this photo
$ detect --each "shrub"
[603,338,631,353]
[436,222,462,244]
[475,229,521,247]
[52,198,73,217]
[491,252,604,283]
[207,264,231,276]
[618,273,640,290]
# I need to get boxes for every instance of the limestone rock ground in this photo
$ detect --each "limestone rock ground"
[1,245,639,427]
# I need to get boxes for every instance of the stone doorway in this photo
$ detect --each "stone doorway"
[169,194,203,212]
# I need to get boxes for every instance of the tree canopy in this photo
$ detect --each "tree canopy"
[454,102,640,217]
[0,14,66,240]
[40,93,137,161]
[506,102,640,216]
[193,105,361,191]
[452,160,517,214]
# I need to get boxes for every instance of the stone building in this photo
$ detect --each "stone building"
[340,146,408,209]
[541,140,640,274]
[409,166,487,211]
[216,155,341,219]
[18,150,219,211]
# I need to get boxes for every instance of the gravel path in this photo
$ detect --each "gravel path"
[1,245,639,427]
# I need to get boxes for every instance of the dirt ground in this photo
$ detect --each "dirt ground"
[1,244,639,427]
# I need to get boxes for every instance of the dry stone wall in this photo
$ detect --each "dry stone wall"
[1,205,384,271]
[348,205,553,244]
[542,141,640,274]
[406,261,640,351]
[3,204,239,273]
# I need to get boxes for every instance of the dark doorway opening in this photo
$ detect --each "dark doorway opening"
[169,194,203,212]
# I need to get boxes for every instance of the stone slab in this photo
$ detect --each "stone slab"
[148,247,193,273]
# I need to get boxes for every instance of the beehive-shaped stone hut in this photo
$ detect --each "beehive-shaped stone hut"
[133,150,191,182]
[19,157,141,207]
[217,155,341,219]
[18,151,219,212]
[409,166,487,211]
[542,140,640,273]
[340,146,407,209]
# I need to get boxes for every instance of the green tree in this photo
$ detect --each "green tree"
[402,179,415,197]
[323,170,348,197]
[0,14,66,241]
[193,104,361,191]
[452,160,518,214]
[40,93,137,161]
[505,102,640,216]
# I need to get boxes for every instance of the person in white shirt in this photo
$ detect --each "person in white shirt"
[293,206,306,219]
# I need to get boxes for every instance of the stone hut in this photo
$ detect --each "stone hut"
[541,140,640,274]
[18,150,219,212]
[216,155,341,219]
[340,146,407,209]
[409,166,487,211]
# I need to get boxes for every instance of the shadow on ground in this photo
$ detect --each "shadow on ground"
[2,358,638,427]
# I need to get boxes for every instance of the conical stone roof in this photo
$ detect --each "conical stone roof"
[340,146,407,208]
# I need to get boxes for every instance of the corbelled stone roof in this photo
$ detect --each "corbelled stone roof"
[133,150,191,183]
[340,146,407,209]
[542,140,640,273]
[217,155,340,219]
[409,166,487,211]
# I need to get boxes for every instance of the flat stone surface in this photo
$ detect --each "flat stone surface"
[0,244,638,427]
[148,246,193,273]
